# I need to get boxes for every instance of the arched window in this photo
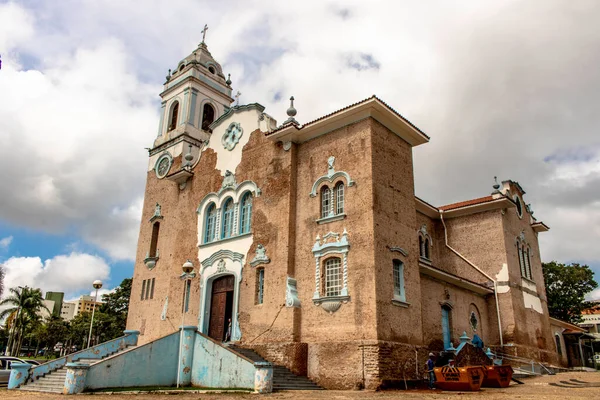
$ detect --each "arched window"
[204,203,217,243]
[221,198,234,239]
[149,222,159,258]
[393,259,405,302]
[515,196,523,218]
[335,182,345,215]
[518,243,525,277]
[525,247,532,279]
[202,103,215,131]
[424,238,430,259]
[239,192,253,234]
[321,186,331,218]
[168,101,179,131]
[419,235,425,258]
[324,257,342,297]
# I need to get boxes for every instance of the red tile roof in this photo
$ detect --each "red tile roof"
[439,196,495,211]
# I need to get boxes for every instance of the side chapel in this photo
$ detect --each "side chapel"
[126,37,559,389]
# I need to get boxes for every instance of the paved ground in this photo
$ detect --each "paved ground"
[1,371,599,399]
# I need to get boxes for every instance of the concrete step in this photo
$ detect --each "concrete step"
[225,345,322,390]
[20,387,62,393]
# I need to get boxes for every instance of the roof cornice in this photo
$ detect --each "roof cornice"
[266,96,429,146]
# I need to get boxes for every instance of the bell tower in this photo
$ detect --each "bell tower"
[149,33,233,179]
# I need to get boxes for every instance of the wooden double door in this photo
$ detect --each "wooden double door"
[208,275,235,341]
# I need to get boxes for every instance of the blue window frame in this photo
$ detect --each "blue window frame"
[204,203,217,243]
[442,306,452,350]
[239,192,253,234]
[221,198,234,239]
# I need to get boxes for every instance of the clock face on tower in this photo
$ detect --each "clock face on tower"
[155,153,172,179]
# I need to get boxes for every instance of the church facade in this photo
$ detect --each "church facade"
[126,40,558,389]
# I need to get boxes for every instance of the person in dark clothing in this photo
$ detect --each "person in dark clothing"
[426,353,436,389]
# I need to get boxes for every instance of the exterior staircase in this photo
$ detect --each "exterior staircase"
[19,346,135,393]
[228,345,323,391]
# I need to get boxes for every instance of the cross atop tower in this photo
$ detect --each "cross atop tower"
[200,24,209,45]
[235,91,242,106]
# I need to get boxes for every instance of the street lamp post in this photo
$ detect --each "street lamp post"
[177,260,196,388]
[87,280,103,349]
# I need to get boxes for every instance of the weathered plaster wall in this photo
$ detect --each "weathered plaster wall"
[549,321,569,367]
[128,105,297,347]
[500,182,555,362]
[370,119,423,345]
[436,210,507,285]
[191,333,255,389]
[419,275,492,351]
[294,118,377,343]
[85,333,179,389]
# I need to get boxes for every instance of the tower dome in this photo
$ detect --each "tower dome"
[169,42,229,86]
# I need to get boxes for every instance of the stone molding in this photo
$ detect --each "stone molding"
[250,244,270,267]
[309,156,355,197]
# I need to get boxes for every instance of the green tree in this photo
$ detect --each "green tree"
[542,261,598,324]
[100,278,131,334]
[0,286,49,356]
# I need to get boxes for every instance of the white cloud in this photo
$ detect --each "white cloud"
[1,252,110,297]
[585,287,600,302]
[0,236,13,250]
[0,0,599,277]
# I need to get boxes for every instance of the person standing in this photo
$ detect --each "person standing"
[426,353,436,390]
[224,318,232,342]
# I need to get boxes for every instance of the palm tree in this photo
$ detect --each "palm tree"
[0,286,49,356]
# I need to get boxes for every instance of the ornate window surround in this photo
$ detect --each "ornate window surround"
[312,229,350,313]
[310,156,355,224]
[197,171,261,246]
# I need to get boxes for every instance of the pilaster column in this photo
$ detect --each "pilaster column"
[313,256,321,299]
[254,361,273,393]
[157,101,166,136]
[341,251,349,296]
[63,363,90,394]
[8,363,31,389]
[178,325,197,386]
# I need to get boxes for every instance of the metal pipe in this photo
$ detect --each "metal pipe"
[440,210,504,347]
[177,278,188,388]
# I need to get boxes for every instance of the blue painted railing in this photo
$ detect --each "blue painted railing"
[27,330,139,382]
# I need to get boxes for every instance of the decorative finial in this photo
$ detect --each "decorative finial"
[287,96,297,118]
[166,68,171,82]
[184,144,193,167]
[226,73,232,86]
[284,96,299,125]
[200,24,209,46]
[235,90,242,106]
[492,176,501,194]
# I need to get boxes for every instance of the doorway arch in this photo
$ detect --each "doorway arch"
[199,250,245,342]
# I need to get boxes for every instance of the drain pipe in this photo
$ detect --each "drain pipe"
[439,210,504,347]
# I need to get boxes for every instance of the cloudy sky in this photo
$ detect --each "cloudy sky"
[0,0,599,300]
